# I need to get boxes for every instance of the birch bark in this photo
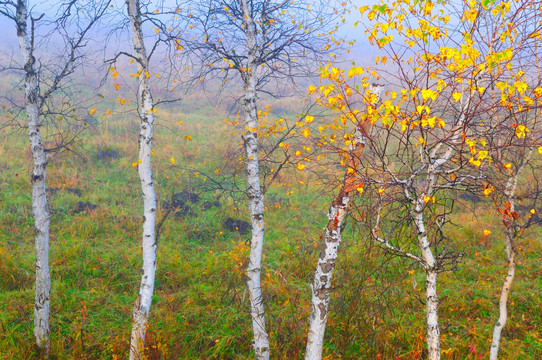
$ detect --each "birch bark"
[237,1,270,358]
[305,130,365,360]
[16,1,51,355]
[126,0,158,358]
[489,229,516,360]
[489,152,530,360]
[413,200,440,360]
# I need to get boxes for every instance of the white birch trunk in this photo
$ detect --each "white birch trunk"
[489,230,516,360]
[305,194,350,360]
[414,200,440,360]
[243,86,269,360]
[425,270,440,360]
[305,130,365,360]
[489,158,527,360]
[238,0,269,358]
[16,1,51,355]
[127,1,158,358]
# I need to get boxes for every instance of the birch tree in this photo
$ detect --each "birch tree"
[304,84,382,359]
[0,0,110,355]
[303,0,542,358]
[125,0,158,358]
[484,65,542,360]
[167,1,344,357]
[488,150,532,360]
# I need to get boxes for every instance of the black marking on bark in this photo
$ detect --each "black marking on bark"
[319,261,333,273]
[318,303,327,320]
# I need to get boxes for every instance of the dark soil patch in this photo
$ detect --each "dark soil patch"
[203,201,221,210]
[458,193,482,203]
[73,202,99,213]
[47,188,82,197]
[162,198,190,217]
[224,218,250,235]
[173,190,200,203]
[97,148,120,162]
[514,204,542,225]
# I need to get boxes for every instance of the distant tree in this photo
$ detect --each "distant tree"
[165,1,345,358]
[0,0,110,355]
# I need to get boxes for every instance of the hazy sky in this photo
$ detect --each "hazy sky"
[0,1,381,67]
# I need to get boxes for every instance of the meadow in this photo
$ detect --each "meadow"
[0,90,541,359]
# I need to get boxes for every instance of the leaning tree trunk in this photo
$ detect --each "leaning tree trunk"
[489,228,516,360]
[127,0,158,359]
[489,162,527,360]
[238,0,269,358]
[305,130,365,360]
[413,200,440,360]
[16,1,51,355]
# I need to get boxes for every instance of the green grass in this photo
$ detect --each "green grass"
[0,102,541,360]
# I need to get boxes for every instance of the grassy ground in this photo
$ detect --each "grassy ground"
[0,100,541,359]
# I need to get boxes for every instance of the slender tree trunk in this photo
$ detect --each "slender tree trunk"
[238,0,269,358]
[489,230,516,360]
[127,1,158,359]
[16,1,51,355]
[305,130,365,360]
[414,201,440,360]
[243,73,270,360]
[489,164,526,360]
[305,192,350,360]
[425,269,440,360]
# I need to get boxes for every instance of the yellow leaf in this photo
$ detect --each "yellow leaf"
[297,163,305,171]
[483,229,491,238]
[347,67,364,78]
[89,109,96,116]
[515,124,530,139]
[452,92,462,102]
[170,157,175,165]
[421,89,437,101]
[483,185,494,197]
[469,157,481,167]
[359,5,369,16]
